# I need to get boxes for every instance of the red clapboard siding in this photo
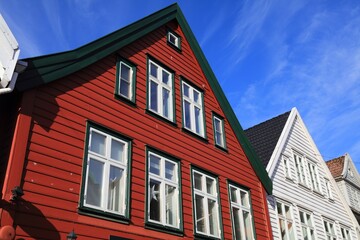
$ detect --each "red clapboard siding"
[14,22,271,239]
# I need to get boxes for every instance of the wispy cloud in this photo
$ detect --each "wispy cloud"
[236,1,360,164]
[227,0,271,64]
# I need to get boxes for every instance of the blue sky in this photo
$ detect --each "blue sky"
[1,0,360,170]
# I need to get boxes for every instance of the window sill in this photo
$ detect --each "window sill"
[194,232,221,240]
[313,190,324,198]
[285,176,294,182]
[145,109,177,127]
[167,41,182,53]
[145,221,183,236]
[78,207,130,224]
[298,183,311,191]
[182,127,208,143]
[114,94,137,107]
[215,144,228,153]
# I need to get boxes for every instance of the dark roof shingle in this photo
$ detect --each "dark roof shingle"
[244,111,291,167]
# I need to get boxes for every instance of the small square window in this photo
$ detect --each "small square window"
[167,31,181,49]
[115,58,136,103]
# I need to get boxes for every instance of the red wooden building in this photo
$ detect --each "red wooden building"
[0,4,273,240]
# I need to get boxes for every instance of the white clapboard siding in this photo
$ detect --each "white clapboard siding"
[267,109,358,240]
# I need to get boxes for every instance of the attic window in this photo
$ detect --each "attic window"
[167,30,181,50]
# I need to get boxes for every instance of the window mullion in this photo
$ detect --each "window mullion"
[203,195,210,235]
[239,206,246,240]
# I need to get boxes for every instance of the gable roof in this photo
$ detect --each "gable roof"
[15,4,272,193]
[326,155,345,179]
[244,111,291,167]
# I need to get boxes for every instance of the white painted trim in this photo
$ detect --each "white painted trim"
[267,107,297,177]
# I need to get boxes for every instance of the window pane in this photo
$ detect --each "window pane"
[230,187,238,203]
[232,207,242,240]
[208,199,219,236]
[150,155,160,175]
[149,179,161,222]
[279,219,287,240]
[121,64,130,80]
[150,81,158,112]
[111,139,124,162]
[184,101,191,129]
[90,131,106,156]
[215,132,222,146]
[194,90,199,103]
[120,80,130,98]
[214,118,221,131]
[243,210,253,239]
[150,63,157,78]
[285,205,291,219]
[166,184,177,226]
[307,213,312,226]
[288,221,294,239]
[195,106,201,134]
[86,158,104,207]
[165,161,175,181]
[302,226,308,240]
[107,166,123,212]
[163,88,170,118]
[194,172,202,190]
[241,191,248,207]
[183,84,189,97]
[206,177,215,195]
[195,195,205,233]
[277,202,283,215]
[162,71,170,85]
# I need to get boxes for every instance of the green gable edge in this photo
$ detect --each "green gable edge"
[16,3,272,194]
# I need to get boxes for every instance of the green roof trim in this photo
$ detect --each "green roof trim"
[17,3,272,194]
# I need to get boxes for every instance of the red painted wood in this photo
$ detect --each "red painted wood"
[9,23,272,239]
[1,89,36,228]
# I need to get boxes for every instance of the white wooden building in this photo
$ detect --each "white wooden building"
[327,153,360,225]
[245,107,359,240]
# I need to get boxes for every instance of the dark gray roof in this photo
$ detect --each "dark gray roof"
[244,111,291,168]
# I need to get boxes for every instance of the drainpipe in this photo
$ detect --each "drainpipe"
[0,60,27,95]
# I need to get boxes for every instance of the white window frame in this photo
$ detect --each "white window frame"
[340,226,352,240]
[299,210,315,240]
[117,60,135,101]
[325,179,333,200]
[147,151,180,229]
[148,59,174,121]
[83,127,129,216]
[167,31,180,49]
[276,201,295,240]
[308,161,321,192]
[182,81,205,137]
[229,184,255,240]
[323,219,337,240]
[293,151,308,186]
[192,169,221,238]
[283,155,292,179]
[213,115,225,148]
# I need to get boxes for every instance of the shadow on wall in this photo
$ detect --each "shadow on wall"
[1,198,60,240]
